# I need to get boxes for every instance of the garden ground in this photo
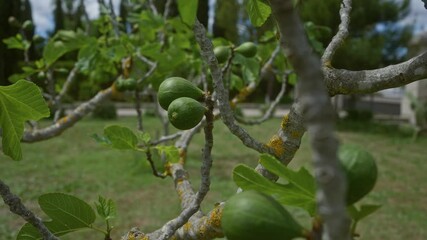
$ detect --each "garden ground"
[0,116,426,239]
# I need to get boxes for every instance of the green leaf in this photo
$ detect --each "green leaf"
[38,193,96,226]
[348,204,381,222]
[2,34,30,50]
[43,31,90,67]
[177,0,198,26]
[288,73,297,86]
[245,0,272,27]
[91,133,112,145]
[232,55,260,83]
[154,145,180,163]
[17,193,96,240]
[103,125,138,150]
[233,164,282,193]
[233,164,316,214]
[260,154,316,195]
[137,132,151,145]
[0,80,49,160]
[230,73,244,90]
[259,154,316,215]
[95,196,116,221]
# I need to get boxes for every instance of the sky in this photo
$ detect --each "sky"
[29,0,427,37]
[29,0,120,36]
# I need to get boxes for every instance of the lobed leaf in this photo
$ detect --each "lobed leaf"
[245,0,272,27]
[233,164,286,194]
[154,145,180,163]
[103,125,138,150]
[17,193,96,240]
[260,154,316,196]
[177,0,198,26]
[0,80,49,160]
[348,204,381,222]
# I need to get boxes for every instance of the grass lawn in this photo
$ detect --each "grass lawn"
[1,116,426,239]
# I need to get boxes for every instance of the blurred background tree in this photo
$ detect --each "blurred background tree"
[299,0,412,69]
[0,0,34,85]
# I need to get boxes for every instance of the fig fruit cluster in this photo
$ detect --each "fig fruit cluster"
[157,77,205,130]
[115,76,137,91]
[214,42,258,64]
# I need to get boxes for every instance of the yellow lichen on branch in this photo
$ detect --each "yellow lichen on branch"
[197,205,224,239]
[266,135,285,158]
[281,114,289,130]
[56,116,69,125]
[178,149,187,164]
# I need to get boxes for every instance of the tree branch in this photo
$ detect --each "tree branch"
[193,20,276,157]
[269,1,351,239]
[236,74,287,125]
[0,180,59,240]
[22,87,113,142]
[147,96,216,240]
[321,0,352,66]
[325,51,427,95]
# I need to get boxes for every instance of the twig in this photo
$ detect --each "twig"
[230,44,281,107]
[54,67,78,122]
[236,73,287,125]
[136,54,158,85]
[22,87,113,142]
[321,0,352,66]
[148,0,159,15]
[163,0,174,19]
[145,95,216,240]
[134,90,144,131]
[149,132,183,146]
[193,20,276,157]
[56,66,78,101]
[145,148,167,178]
[269,1,351,239]
[133,54,158,131]
[0,180,59,240]
[195,94,215,203]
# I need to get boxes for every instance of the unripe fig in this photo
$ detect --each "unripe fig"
[115,77,127,92]
[234,42,257,58]
[32,35,44,44]
[339,144,378,205]
[123,78,137,90]
[222,190,304,240]
[214,46,231,64]
[22,20,34,31]
[158,77,204,110]
[8,16,20,28]
[167,97,206,130]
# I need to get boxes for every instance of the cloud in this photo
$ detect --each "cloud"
[29,0,54,36]
[400,0,427,33]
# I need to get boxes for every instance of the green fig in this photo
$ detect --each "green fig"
[158,77,204,110]
[339,144,378,205]
[214,46,231,64]
[222,190,304,240]
[167,97,206,130]
[234,42,257,58]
